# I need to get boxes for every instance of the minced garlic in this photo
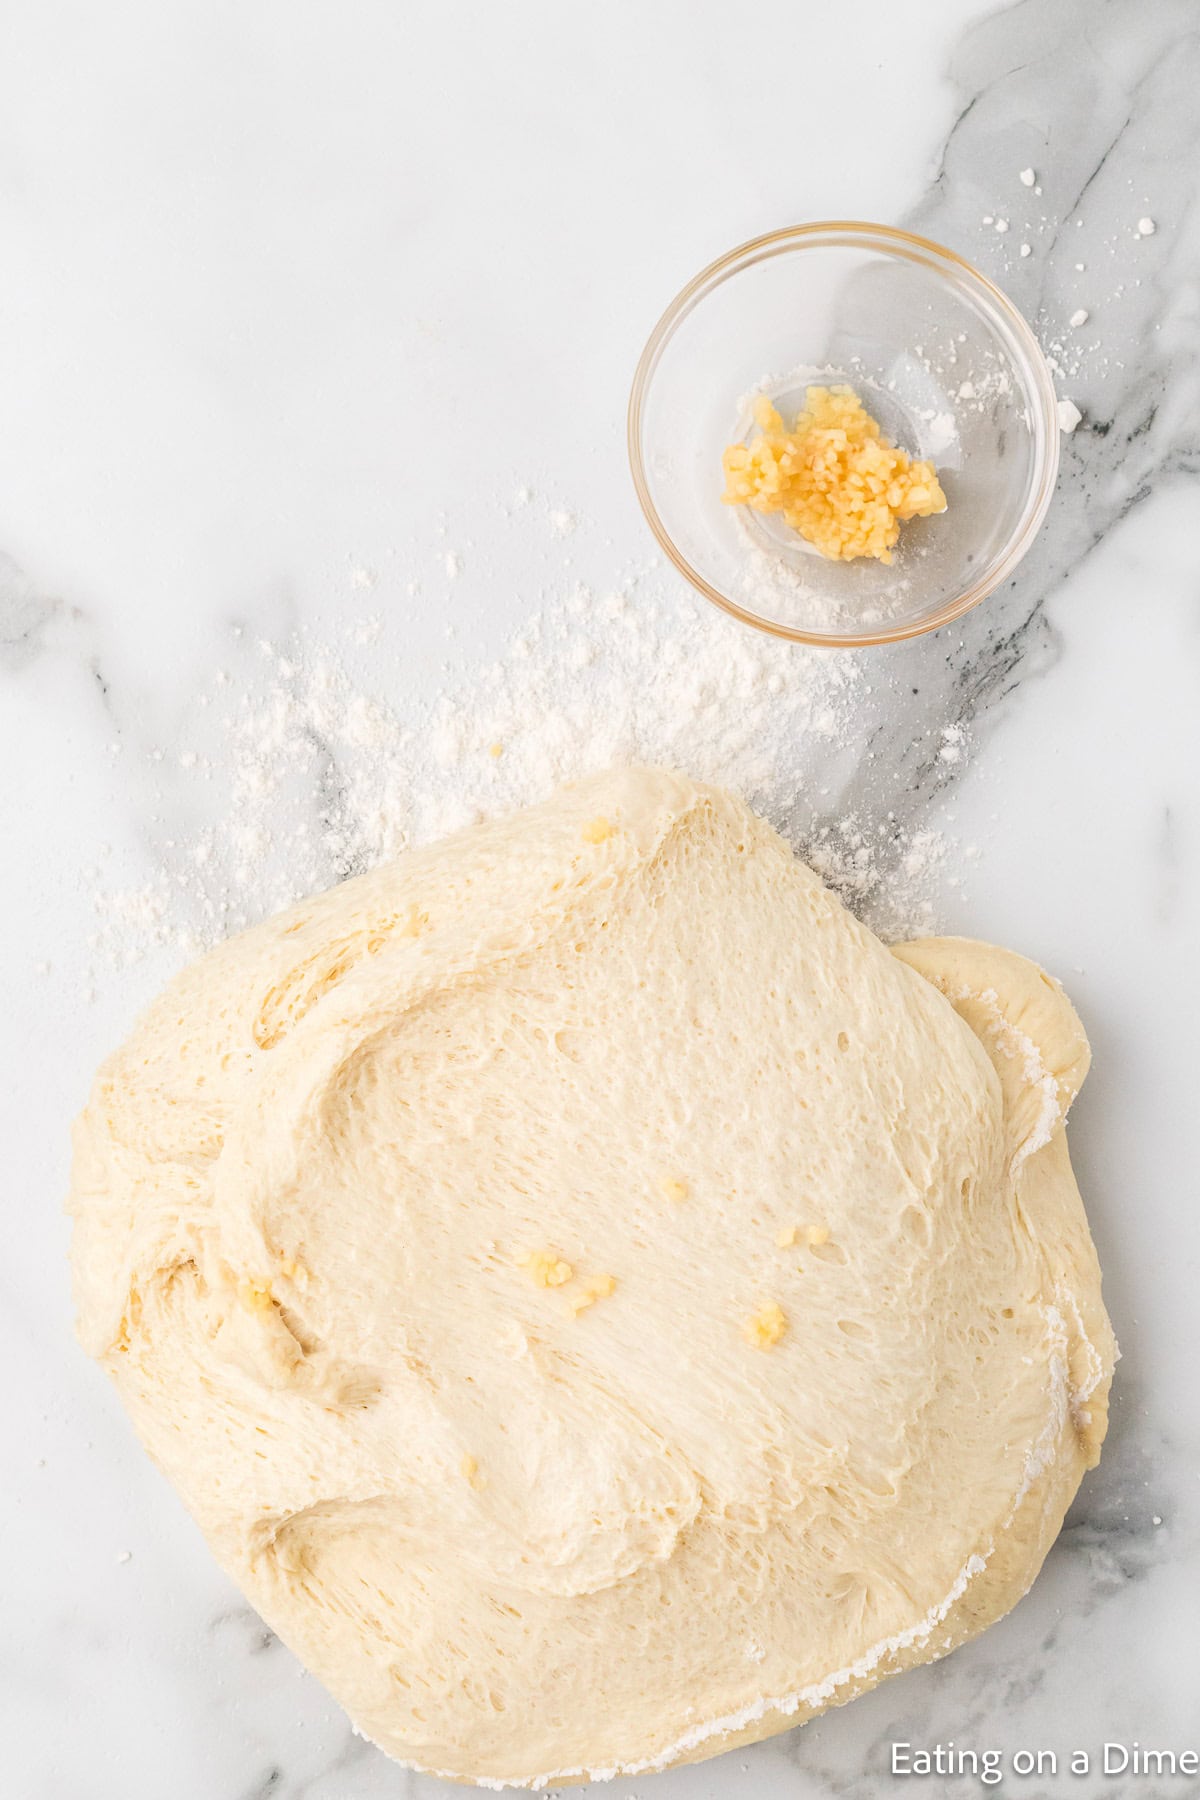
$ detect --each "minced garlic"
[659,1175,689,1203]
[743,1301,788,1349]
[568,1272,617,1316]
[778,1223,829,1250]
[721,387,947,563]
[519,1248,574,1288]
[238,1278,274,1313]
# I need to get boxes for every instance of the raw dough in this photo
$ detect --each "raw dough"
[69,768,1114,1787]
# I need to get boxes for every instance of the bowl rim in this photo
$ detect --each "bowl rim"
[627,220,1061,649]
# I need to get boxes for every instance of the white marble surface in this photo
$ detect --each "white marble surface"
[3,1,1199,1796]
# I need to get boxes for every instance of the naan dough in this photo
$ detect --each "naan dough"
[69,768,1114,1787]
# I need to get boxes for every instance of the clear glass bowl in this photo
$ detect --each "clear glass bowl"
[628,222,1059,647]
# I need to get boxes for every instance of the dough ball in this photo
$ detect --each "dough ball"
[69,768,1114,1786]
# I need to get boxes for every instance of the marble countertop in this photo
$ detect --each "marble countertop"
[3,1,1198,1795]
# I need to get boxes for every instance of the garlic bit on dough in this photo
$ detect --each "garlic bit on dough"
[518,1247,573,1288]
[743,1300,788,1349]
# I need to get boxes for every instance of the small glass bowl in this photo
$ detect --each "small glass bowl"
[628,222,1059,648]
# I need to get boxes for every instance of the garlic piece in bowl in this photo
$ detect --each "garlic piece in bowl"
[721,386,947,564]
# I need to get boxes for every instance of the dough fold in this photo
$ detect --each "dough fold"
[69,768,1114,1786]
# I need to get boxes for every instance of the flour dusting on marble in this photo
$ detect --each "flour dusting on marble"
[85,551,969,977]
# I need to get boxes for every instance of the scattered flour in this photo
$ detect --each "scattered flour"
[86,547,967,976]
[938,723,967,764]
[958,983,1063,1175]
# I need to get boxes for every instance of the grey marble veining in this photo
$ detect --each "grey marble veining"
[1,2,1198,1797]
[841,0,1200,849]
